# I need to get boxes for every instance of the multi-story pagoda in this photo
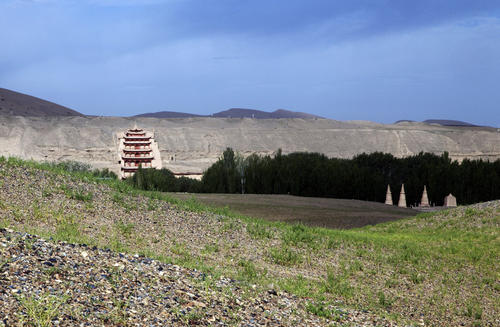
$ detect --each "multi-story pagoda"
[117,125,162,179]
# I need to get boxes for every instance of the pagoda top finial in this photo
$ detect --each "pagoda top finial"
[128,123,143,132]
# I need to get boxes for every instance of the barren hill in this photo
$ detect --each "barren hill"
[0,115,499,174]
[134,111,203,118]
[422,119,478,127]
[212,108,323,119]
[133,108,323,119]
[0,88,84,117]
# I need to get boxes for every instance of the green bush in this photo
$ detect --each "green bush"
[127,166,201,193]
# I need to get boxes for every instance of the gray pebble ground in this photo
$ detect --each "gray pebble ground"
[0,228,400,326]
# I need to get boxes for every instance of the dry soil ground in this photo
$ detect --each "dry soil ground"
[170,193,417,229]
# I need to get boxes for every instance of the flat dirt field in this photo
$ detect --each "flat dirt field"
[170,193,418,229]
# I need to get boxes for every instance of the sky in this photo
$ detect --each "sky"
[1,0,499,126]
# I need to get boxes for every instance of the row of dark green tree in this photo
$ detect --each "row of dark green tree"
[127,166,202,193]
[128,148,500,206]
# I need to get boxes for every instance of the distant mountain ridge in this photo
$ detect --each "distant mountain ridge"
[134,111,203,118]
[0,88,322,119]
[1,88,493,128]
[395,119,486,127]
[0,88,84,117]
[423,119,478,127]
[212,108,323,119]
[135,108,323,119]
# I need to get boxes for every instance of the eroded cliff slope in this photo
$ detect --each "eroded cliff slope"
[0,115,499,174]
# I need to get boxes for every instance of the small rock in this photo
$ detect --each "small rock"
[190,300,207,308]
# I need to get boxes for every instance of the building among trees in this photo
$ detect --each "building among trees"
[116,125,162,179]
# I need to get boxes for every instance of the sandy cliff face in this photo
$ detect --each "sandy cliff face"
[0,115,499,174]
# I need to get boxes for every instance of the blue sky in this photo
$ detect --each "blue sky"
[1,0,499,126]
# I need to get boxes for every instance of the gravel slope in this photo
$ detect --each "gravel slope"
[0,229,329,326]
[0,228,401,326]
[0,163,399,326]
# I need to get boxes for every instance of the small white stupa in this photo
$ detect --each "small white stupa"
[398,184,407,208]
[385,184,393,205]
[420,185,430,207]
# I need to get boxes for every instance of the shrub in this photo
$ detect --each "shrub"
[52,160,92,173]
[128,167,202,193]
[92,168,118,179]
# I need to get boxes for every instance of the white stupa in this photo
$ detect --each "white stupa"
[385,184,393,205]
[398,184,407,208]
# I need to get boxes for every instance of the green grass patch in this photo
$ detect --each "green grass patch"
[278,275,315,298]
[60,184,93,202]
[246,222,274,239]
[464,300,483,320]
[268,246,303,266]
[322,267,354,298]
[282,223,316,247]
[16,292,69,327]
[202,243,220,254]
[237,259,263,282]
[305,302,345,321]
[115,220,135,238]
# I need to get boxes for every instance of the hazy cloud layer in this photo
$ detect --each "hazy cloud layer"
[1,0,499,126]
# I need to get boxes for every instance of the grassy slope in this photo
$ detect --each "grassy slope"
[0,157,498,326]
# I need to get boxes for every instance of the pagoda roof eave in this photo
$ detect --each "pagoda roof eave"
[122,157,154,160]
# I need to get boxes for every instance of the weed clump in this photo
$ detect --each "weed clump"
[60,184,93,202]
[322,268,353,298]
[237,259,261,282]
[282,223,316,247]
[16,293,69,327]
[246,223,274,239]
[268,246,302,266]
